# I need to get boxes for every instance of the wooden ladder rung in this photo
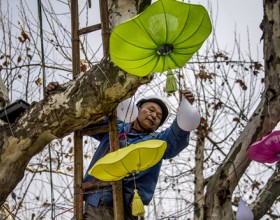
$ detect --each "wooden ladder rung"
[78,23,101,36]
[82,181,113,190]
[80,125,109,136]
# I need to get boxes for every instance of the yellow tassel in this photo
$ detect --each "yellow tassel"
[165,69,177,94]
[131,189,145,216]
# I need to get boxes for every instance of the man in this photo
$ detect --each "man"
[83,93,198,220]
[46,83,198,219]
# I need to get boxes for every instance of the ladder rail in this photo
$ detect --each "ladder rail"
[71,0,124,219]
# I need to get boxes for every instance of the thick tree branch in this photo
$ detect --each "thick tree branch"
[0,59,152,206]
[204,0,280,218]
[250,162,280,219]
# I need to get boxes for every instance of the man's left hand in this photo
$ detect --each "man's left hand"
[181,90,195,105]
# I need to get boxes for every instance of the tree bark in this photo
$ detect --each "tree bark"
[204,0,280,219]
[250,162,280,219]
[194,131,206,220]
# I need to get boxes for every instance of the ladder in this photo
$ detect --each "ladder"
[70,0,124,219]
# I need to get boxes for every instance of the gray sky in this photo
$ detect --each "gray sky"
[191,0,263,60]
[49,0,265,62]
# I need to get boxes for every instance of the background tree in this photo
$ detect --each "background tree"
[0,0,279,219]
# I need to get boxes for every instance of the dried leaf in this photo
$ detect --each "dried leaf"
[67,137,72,143]
[213,101,223,110]
[21,30,30,41]
[233,117,240,123]
[80,59,87,72]
[3,61,9,67]
[251,181,260,191]
[254,62,262,70]
[68,146,74,154]
[27,54,32,60]
[18,36,25,43]
[195,69,214,81]
[235,79,247,90]
[35,78,42,86]
[17,56,22,63]
[66,166,73,172]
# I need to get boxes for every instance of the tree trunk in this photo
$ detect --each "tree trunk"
[250,162,280,219]
[194,130,206,220]
[204,0,280,219]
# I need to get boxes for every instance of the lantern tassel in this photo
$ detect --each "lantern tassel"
[132,189,145,216]
[165,69,177,94]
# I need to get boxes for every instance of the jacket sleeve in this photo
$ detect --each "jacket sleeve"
[156,118,190,159]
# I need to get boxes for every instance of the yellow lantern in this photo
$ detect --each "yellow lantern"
[88,139,167,181]
[88,139,167,217]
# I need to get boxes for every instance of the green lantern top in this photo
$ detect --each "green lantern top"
[109,0,212,76]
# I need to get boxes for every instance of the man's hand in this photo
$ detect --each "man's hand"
[45,81,60,95]
[181,90,195,105]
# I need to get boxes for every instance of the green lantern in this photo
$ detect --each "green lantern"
[109,0,212,77]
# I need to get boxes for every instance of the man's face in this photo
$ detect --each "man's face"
[137,102,163,131]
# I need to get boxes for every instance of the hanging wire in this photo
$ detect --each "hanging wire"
[37,1,46,94]
[37,0,55,218]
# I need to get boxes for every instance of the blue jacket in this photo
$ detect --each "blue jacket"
[83,117,190,207]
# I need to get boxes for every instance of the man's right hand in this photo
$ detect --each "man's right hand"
[45,81,60,95]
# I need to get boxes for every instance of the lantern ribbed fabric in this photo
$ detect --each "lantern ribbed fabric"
[109,0,212,76]
[88,140,167,181]
[248,130,280,163]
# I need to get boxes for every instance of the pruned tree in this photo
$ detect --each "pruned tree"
[202,0,280,219]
